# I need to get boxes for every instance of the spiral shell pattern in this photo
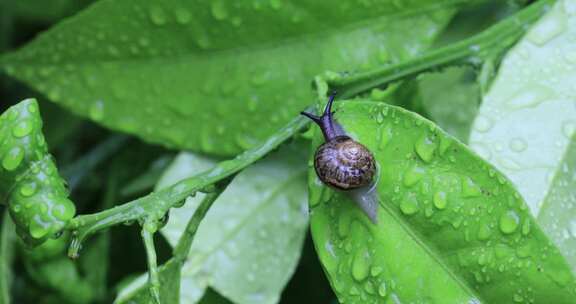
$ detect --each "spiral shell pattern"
[314,136,376,190]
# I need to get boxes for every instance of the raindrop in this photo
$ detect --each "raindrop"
[509,138,527,152]
[400,194,419,215]
[415,134,437,163]
[351,250,371,281]
[462,177,481,198]
[378,281,387,297]
[2,147,24,171]
[211,1,228,20]
[175,8,191,25]
[474,115,493,133]
[19,182,37,197]
[499,210,520,234]
[527,11,566,46]
[562,120,576,138]
[403,165,425,187]
[89,100,104,121]
[506,86,552,109]
[12,120,33,138]
[149,6,168,25]
[433,191,447,209]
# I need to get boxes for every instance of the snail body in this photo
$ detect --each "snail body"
[301,94,378,222]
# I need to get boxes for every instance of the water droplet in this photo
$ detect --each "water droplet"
[211,1,228,20]
[499,210,520,234]
[433,191,447,209]
[474,116,493,133]
[149,6,168,25]
[351,250,371,281]
[12,120,33,138]
[562,120,576,138]
[403,165,425,187]
[415,134,436,163]
[370,266,383,277]
[527,10,566,46]
[20,182,37,197]
[400,194,419,215]
[378,281,387,297]
[506,86,552,109]
[2,147,24,171]
[175,8,191,24]
[477,224,491,240]
[270,0,282,10]
[89,100,104,121]
[462,177,481,198]
[29,216,50,239]
[509,138,527,152]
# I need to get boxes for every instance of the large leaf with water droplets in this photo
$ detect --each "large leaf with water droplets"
[0,0,464,156]
[468,0,576,271]
[308,100,576,303]
[117,144,309,304]
[0,99,75,246]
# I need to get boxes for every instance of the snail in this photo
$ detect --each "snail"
[301,94,379,223]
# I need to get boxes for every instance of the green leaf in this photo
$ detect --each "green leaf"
[0,212,16,304]
[0,0,460,156]
[418,67,480,142]
[0,99,75,246]
[118,143,309,303]
[115,258,182,304]
[308,100,576,303]
[12,0,93,23]
[468,0,576,270]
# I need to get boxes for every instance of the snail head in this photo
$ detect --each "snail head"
[301,92,340,141]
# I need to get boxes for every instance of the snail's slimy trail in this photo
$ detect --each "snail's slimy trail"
[349,184,379,224]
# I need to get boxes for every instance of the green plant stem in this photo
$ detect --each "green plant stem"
[141,221,160,304]
[67,114,309,258]
[330,0,554,99]
[173,184,228,261]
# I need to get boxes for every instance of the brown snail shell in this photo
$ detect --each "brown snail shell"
[314,136,375,190]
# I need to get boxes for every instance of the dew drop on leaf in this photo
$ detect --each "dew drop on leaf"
[433,191,447,209]
[12,120,33,138]
[499,210,520,234]
[414,134,437,162]
[378,281,387,297]
[400,194,419,215]
[174,8,191,25]
[2,146,24,171]
[351,249,371,281]
[149,6,168,25]
[211,1,228,20]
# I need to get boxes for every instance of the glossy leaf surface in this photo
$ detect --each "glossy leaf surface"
[468,0,576,271]
[0,0,460,156]
[0,99,75,245]
[308,100,576,303]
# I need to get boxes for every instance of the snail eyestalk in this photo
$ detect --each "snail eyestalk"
[301,93,342,141]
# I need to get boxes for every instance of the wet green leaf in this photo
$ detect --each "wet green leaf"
[419,67,480,142]
[468,0,576,271]
[308,100,576,303]
[0,212,16,304]
[118,143,309,303]
[115,258,181,304]
[0,0,461,156]
[0,99,75,246]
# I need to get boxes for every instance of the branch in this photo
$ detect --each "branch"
[329,0,554,99]
[67,114,309,258]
